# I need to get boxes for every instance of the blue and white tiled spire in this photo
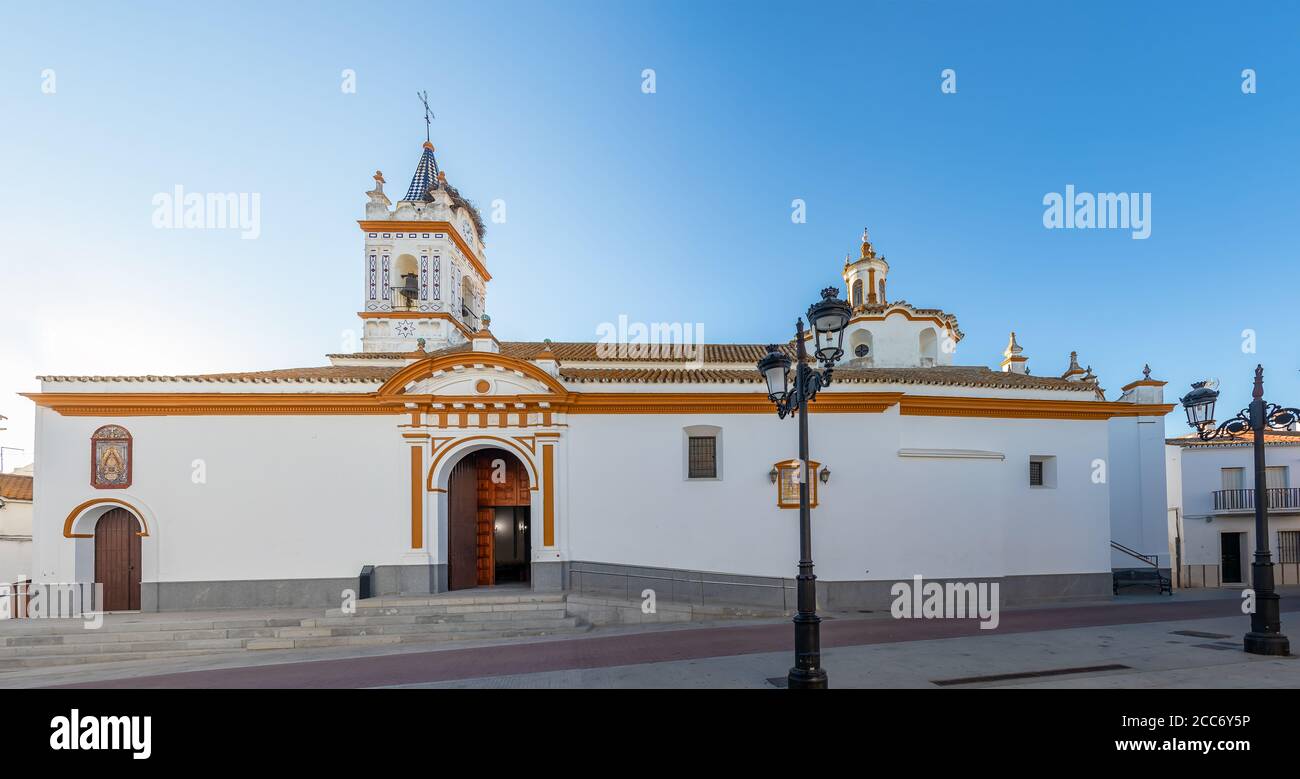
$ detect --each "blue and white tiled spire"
[402,141,442,202]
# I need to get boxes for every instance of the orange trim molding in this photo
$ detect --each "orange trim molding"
[410,445,424,549]
[898,395,1175,420]
[426,434,539,491]
[564,392,905,415]
[63,498,150,539]
[542,445,556,547]
[23,392,397,417]
[357,220,491,282]
[1121,379,1168,392]
[378,352,569,398]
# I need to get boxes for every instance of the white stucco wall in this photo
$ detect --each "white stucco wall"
[564,407,1111,582]
[30,381,1154,601]
[0,497,33,585]
[1107,415,1170,566]
[32,409,409,587]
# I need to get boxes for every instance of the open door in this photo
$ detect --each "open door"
[448,456,479,590]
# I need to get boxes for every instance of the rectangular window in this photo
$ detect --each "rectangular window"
[1280,531,1300,564]
[1029,455,1056,488]
[687,436,717,479]
[1222,467,1245,491]
[1265,466,1288,490]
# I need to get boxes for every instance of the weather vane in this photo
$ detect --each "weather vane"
[417,90,434,144]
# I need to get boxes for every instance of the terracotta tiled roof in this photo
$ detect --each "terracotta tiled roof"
[43,346,1095,392]
[561,365,1097,391]
[1168,431,1300,447]
[425,342,789,363]
[38,366,400,384]
[0,474,33,502]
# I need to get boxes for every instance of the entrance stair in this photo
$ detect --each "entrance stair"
[0,591,587,671]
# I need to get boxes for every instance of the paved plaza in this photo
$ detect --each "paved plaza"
[0,588,1293,689]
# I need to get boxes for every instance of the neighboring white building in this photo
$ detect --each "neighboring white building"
[21,136,1174,612]
[0,468,34,587]
[1166,431,1300,588]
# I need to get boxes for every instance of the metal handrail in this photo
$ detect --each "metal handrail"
[1110,541,1159,569]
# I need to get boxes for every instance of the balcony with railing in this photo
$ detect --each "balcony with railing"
[1213,487,1300,513]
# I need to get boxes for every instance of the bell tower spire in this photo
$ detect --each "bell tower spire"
[356,117,491,354]
[842,227,890,309]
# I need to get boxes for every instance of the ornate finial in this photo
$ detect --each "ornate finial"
[859,228,876,261]
[820,286,839,300]
[543,338,552,345]
[1069,351,1081,369]
[1005,331,1022,355]
[417,90,434,144]
[481,313,491,328]
[1254,364,1264,400]
[416,337,427,352]
[374,170,385,184]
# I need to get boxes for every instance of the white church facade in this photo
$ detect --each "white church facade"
[23,137,1174,612]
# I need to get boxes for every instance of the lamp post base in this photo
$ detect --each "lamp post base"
[1244,631,1290,656]
[787,667,829,690]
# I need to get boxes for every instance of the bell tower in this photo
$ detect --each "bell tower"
[842,228,889,309]
[358,104,489,354]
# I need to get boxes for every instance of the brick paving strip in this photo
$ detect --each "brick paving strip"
[52,598,1299,689]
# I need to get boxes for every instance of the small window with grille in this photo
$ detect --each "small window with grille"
[687,436,717,479]
[1029,456,1055,488]
[1280,531,1300,564]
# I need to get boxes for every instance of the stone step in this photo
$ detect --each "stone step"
[0,647,246,670]
[300,608,570,628]
[334,604,568,620]
[248,622,589,650]
[0,637,248,658]
[0,617,302,638]
[358,592,564,608]
[273,617,582,639]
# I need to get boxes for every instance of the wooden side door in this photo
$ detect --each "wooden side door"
[448,456,480,590]
[475,452,498,586]
[94,508,141,611]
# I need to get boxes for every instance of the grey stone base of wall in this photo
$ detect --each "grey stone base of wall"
[141,577,358,612]
[373,564,448,597]
[566,561,1113,612]
[531,561,568,592]
[140,565,1111,612]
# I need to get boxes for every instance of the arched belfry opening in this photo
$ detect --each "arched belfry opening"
[447,447,532,590]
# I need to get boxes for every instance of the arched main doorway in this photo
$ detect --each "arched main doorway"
[447,447,532,590]
[94,508,142,611]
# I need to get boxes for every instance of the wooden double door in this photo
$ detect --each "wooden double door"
[94,508,142,611]
[448,448,531,590]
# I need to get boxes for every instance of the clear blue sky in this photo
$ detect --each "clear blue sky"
[2,1,1299,465]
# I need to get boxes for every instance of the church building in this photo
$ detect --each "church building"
[23,135,1174,612]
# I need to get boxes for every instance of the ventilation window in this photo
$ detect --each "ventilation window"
[688,437,717,479]
[683,425,722,480]
[1029,456,1056,488]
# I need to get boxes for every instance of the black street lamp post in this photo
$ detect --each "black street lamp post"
[1180,365,1294,656]
[756,287,851,689]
